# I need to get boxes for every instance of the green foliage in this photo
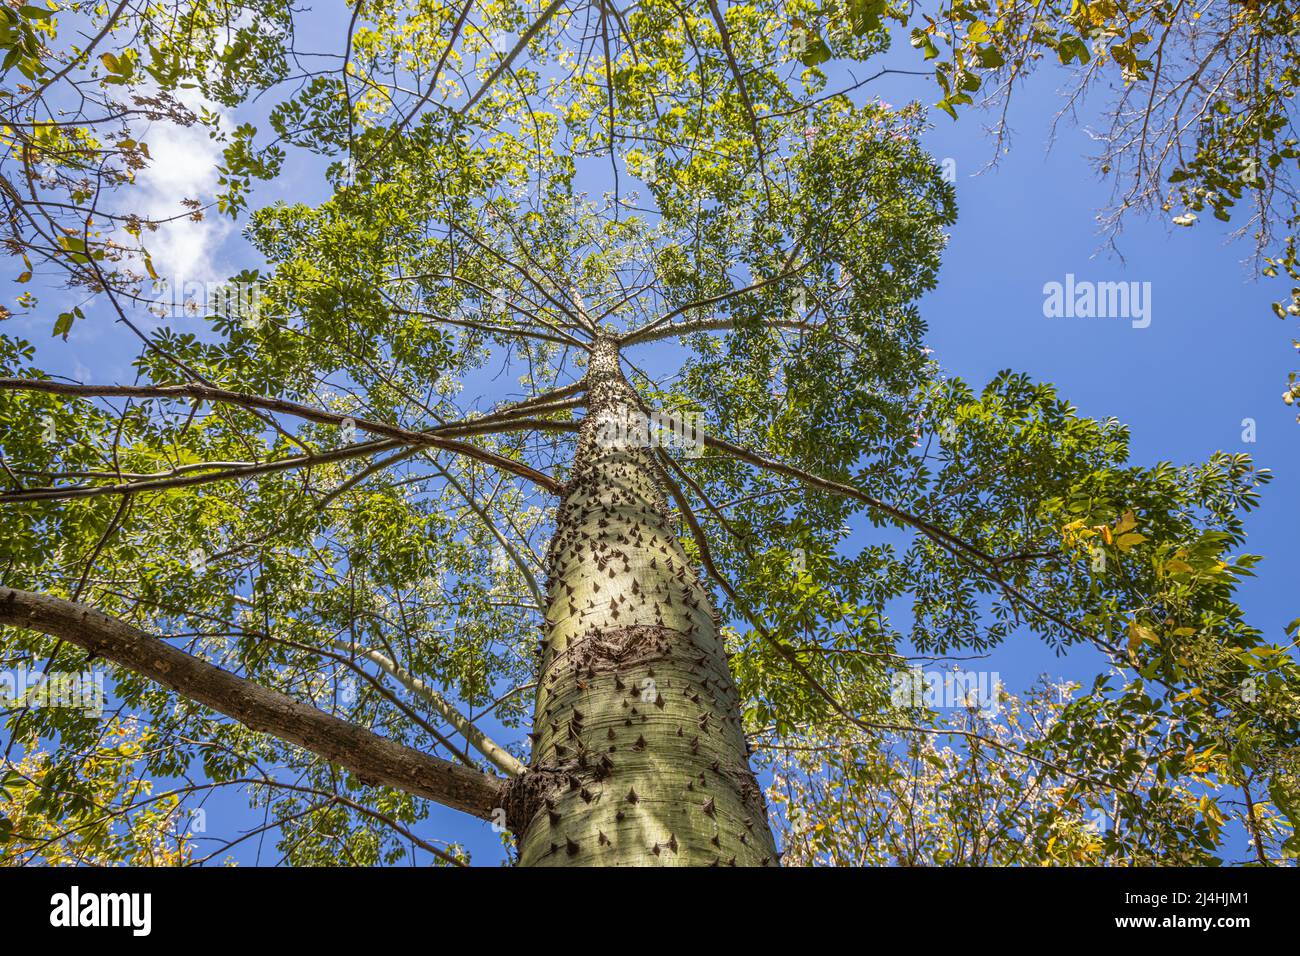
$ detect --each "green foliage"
[0,0,1295,867]
[766,680,1295,865]
[0,0,291,294]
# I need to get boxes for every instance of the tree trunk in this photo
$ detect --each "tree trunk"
[504,337,779,866]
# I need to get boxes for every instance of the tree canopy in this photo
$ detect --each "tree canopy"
[0,0,1297,866]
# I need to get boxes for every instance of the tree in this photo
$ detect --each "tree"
[766,680,1297,866]
[0,1,292,318]
[1,719,196,865]
[1,0,1297,866]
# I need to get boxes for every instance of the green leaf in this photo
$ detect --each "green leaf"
[1057,36,1091,65]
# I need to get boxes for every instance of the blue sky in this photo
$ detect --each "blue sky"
[5,13,1297,865]
[906,70,1300,690]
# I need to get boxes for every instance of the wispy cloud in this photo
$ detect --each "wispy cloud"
[130,97,234,285]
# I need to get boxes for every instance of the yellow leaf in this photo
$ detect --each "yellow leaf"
[1113,510,1137,535]
[1128,620,1158,658]
[1115,532,1146,551]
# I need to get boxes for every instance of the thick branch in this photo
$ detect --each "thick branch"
[0,587,506,820]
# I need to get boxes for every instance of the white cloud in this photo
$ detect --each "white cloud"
[127,95,235,286]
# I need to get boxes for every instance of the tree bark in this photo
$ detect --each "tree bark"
[504,337,779,866]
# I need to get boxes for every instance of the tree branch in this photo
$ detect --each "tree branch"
[0,378,564,496]
[700,434,1120,661]
[461,0,568,114]
[653,452,1115,791]
[431,460,545,610]
[329,637,526,777]
[621,316,816,347]
[0,587,507,820]
[619,263,809,345]
[701,433,995,565]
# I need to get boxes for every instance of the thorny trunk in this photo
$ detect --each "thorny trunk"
[504,337,779,866]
